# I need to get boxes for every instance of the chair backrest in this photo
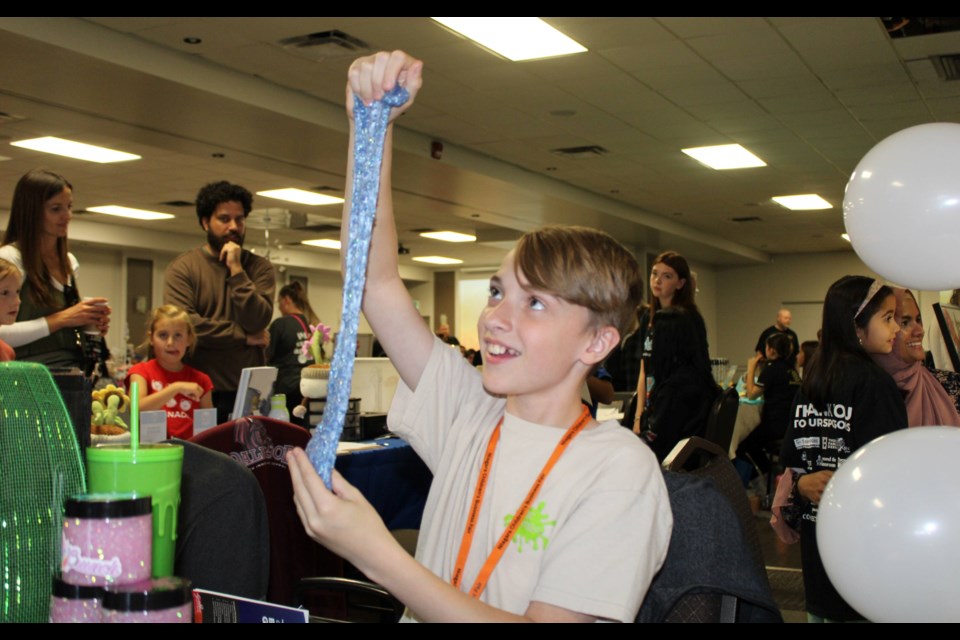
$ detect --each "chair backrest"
[703,386,739,453]
[669,437,768,576]
[173,439,270,600]
[295,577,404,623]
[190,417,340,605]
[0,362,86,622]
[636,465,781,623]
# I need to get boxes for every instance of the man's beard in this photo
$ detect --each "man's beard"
[207,228,244,254]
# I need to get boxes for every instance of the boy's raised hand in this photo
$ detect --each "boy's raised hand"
[346,50,423,123]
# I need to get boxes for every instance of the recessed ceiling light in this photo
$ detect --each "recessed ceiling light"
[841,233,851,242]
[420,231,476,243]
[772,194,833,210]
[257,188,344,206]
[87,205,173,220]
[681,144,766,170]
[413,256,463,265]
[302,239,341,250]
[10,137,140,163]
[431,17,587,61]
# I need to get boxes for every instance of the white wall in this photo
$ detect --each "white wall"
[714,251,882,364]
[458,272,495,350]
[688,257,717,357]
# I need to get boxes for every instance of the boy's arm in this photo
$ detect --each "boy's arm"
[344,51,434,391]
[287,448,597,622]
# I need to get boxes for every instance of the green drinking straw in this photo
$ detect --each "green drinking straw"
[130,380,139,455]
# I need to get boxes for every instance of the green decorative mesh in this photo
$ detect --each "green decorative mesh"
[0,362,86,623]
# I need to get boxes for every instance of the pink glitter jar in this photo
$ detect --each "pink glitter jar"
[50,575,103,623]
[61,494,152,586]
[102,577,193,623]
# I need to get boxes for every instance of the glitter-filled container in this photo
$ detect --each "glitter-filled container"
[50,575,103,623]
[61,494,152,586]
[102,577,193,623]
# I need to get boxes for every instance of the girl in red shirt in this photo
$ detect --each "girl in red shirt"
[126,304,214,438]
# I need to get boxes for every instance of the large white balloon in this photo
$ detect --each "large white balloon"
[844,123,960,291]
[817,426,960,622]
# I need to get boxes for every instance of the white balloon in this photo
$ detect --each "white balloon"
[817,426,960,622]
[844,123,960,291]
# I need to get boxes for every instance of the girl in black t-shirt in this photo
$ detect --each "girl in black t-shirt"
[639,307,718,461]
[632,251,709,434]
[736,332,801,477]
[780,276,908,622]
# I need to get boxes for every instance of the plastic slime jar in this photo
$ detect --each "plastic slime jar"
[50,575,103,623]
[61,494,152,586]
[102,577,193,623]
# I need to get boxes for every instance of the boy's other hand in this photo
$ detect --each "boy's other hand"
[346,50,423,123]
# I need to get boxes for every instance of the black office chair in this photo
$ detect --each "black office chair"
[295,577,404,623]
[637,437,781,623]
[703,386,740,454]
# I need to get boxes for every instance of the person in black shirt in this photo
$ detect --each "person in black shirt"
[735,332,801,479]
[632,251,709,434]
[754,308,799,367]
[638,307,718,461]
[267,281,320,425]
[780,276,907,622]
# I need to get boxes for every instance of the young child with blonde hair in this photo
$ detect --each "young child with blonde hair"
[126,304,214,438]
[0,258,22,361]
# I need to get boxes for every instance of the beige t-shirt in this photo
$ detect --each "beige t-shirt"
[389,339,673,622]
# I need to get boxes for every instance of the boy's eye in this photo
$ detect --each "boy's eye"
[488,286,502,300]
[529,297,545,310]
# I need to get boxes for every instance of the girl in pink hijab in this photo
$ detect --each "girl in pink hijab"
[872,288,960,427]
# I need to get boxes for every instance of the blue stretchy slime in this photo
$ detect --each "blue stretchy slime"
[306,85,409,488]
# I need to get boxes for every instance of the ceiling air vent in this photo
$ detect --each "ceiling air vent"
[931,54,960,81]
[549,145,608,159]
[279,30,371,61]
[730,216,762,223]
[160,200,194,208]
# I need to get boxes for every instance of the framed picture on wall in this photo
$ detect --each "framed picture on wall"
[932,303,960,371]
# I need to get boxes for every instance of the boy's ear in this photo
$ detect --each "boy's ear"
[582,325,620,365]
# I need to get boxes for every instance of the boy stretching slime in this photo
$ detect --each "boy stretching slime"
[287,50,672,623]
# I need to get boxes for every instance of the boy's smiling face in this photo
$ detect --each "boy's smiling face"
[479,251,608,420]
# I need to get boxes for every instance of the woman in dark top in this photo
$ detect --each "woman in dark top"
[780,275,908,622]
[632,251,709,434]
[0,169,110,370]
[639,306,718,461]
[267,281,319,424]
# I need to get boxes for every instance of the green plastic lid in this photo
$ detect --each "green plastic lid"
[87,442,184,463]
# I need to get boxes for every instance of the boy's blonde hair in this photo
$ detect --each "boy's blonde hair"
[0,257,22,283]
[514,226,643,338]
[140,304,197,358]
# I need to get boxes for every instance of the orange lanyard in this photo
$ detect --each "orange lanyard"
[450,405,592,599]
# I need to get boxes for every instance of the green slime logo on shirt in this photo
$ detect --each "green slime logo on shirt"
[504,501,557,552]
